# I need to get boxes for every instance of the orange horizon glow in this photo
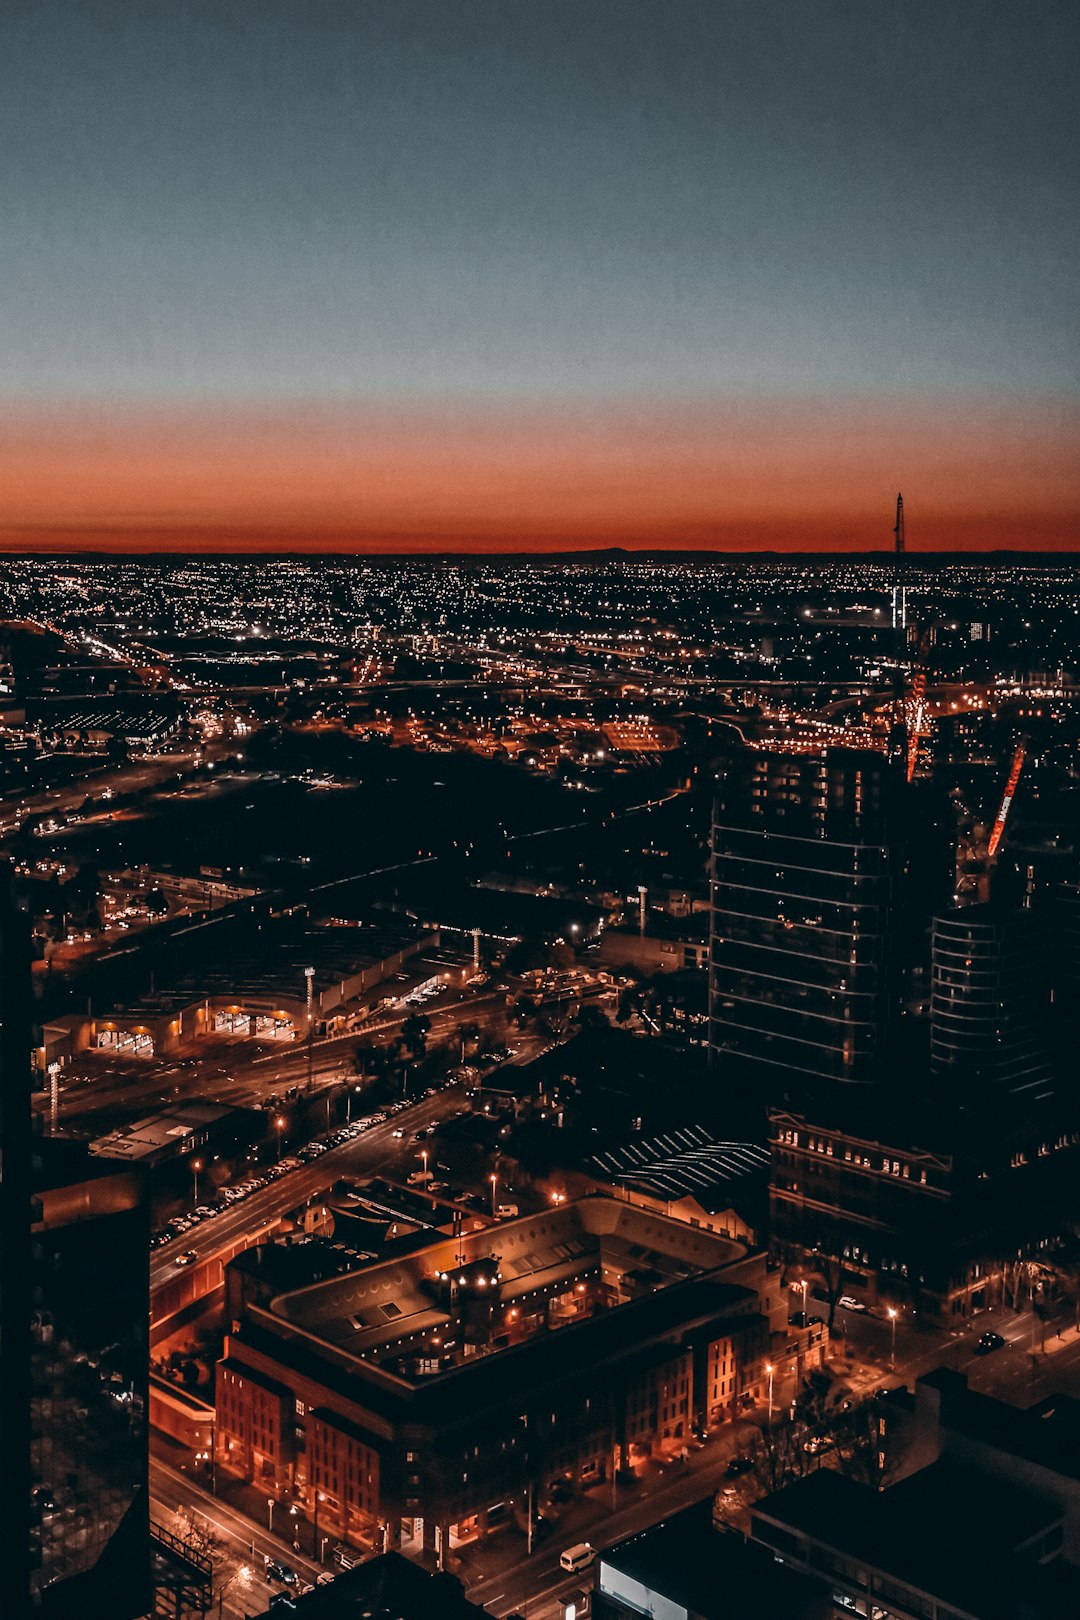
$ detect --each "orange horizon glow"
[1,395,1077,553]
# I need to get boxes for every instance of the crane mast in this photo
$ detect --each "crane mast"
[987,742,1027,858]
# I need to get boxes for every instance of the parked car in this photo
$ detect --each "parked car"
[837,1295,868,1313]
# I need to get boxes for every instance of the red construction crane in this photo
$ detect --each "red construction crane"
[987,741,1027,857]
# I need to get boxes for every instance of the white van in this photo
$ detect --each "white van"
[496,1202,519,1219]
[559,1543,596,1575]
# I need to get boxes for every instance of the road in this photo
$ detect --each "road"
[832,1295,1080,1408]
[49,984,510,1133]
[465,1430,750,1618]
[151,1082,471,1295]
[152,1458,321,1617]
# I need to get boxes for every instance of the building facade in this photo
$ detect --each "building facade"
[216,1198,786,1564]
[709,749,905,1106]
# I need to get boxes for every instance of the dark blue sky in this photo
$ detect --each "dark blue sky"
[2,2,1077,550]
[6,0,1077,402]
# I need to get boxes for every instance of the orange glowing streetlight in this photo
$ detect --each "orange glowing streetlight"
[489,1172,498,1215]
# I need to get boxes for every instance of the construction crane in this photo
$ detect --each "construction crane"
[905,666,927,782]
[987,741,1027,857]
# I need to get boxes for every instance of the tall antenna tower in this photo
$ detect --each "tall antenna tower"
[888,493,910,772]
[891,493,906,637]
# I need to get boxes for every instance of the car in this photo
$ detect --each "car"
[175,1250,198,1267]
[837,1295,868,1313]
[266,1560,298,1586]
[391,1127,405,1138]
[725,1456,754,1478]
[803,1435,835,1455]
[974,1331,1006,1355]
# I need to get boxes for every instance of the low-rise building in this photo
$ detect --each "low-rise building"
[596,1500,828,1620]
[216,1196,785,1565]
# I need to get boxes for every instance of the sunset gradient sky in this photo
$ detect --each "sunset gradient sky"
[3,2,1078,552]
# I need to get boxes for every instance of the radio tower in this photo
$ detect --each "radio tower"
[888,493,909,772]
[891,493,906,640]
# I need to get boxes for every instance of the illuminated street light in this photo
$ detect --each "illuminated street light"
[191,1157,203,1204]
[274,1115,286,1159]
[887,1305,899,1368]
[765,1361,775,1428]
[490,1172,498,1215]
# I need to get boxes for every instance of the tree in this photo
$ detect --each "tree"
[455,1019,481,1051]
[511,995,538,1027]
[352,1040,379,1077]
[170,1510,227,1574]
[401,1013,431,1058]
[573,1002,607,1035]
[802,1249,846,1334]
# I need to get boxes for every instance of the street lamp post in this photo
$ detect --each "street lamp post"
[313,1491,325,1560]
[275,1115,286,1160]
[489,1172,498,1216]
[192,1158,203,1205]
[289,1504,299,1550]
[304,965,316,1094]
[887,1305,899,1369]
[267,1498,275,1535]
[765,1362,774,1429]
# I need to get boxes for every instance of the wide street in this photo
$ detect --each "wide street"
[48,982,514,1135]
[150,1079,477,1296]
[152,1457,321,1618]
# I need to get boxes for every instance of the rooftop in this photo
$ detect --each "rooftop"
[602,1499,824,1620]
[252,1196,753,1393]
[90,1100,234,1162]
[753,1462,1076,1620]
[591,1125,770,1208]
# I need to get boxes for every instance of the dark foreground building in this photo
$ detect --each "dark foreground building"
[595,1499,828,1620]
[708,747,950,1114]
[30,1142,151,1618]
[0,885,152,1620]
[750,1368,1080,1620]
